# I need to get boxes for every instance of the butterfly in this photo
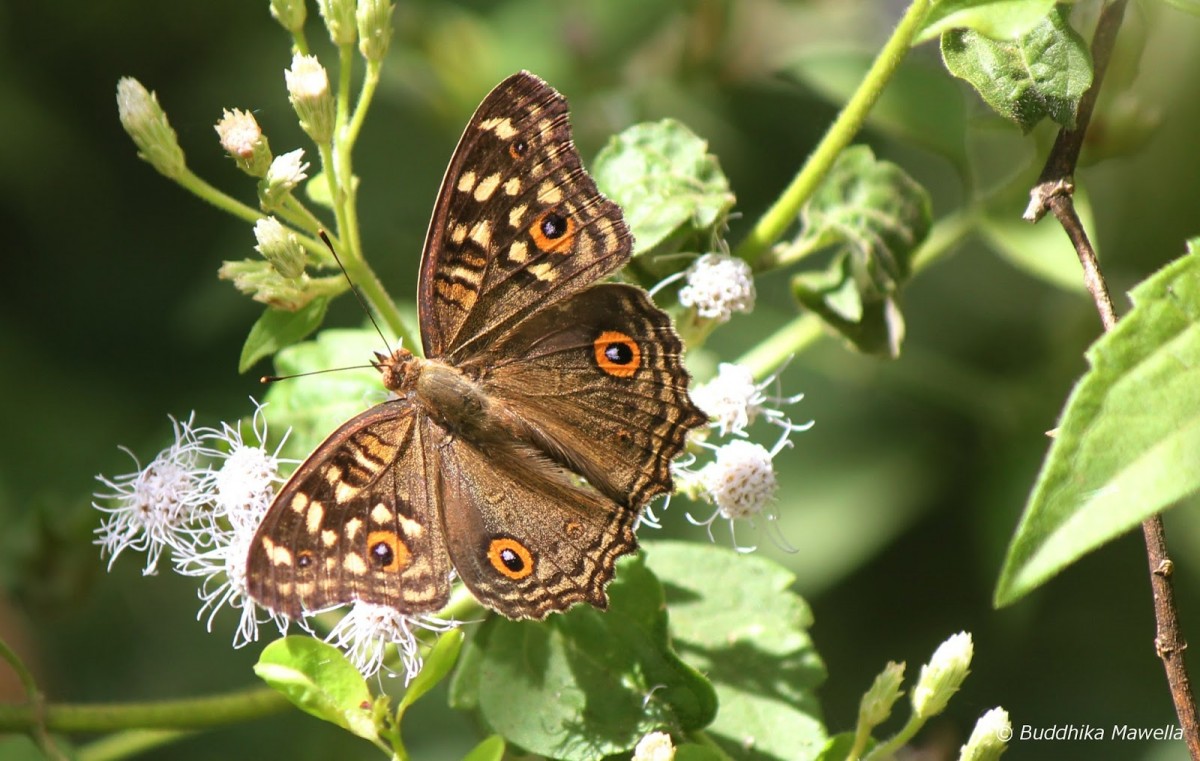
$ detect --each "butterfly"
[246,71,707,620]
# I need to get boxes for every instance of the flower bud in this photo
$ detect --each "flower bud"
[318,0,358,45]
[632,731,675,761]
[356,0,394,62]
[215,108,272,177]
[219,259,310,311]
[116,77,186,179]
[959,707,1011,761]
[285,54,334,144]
[912,631,973,719]
[858,661,905,730]
[254,217,306,279]
[259,149,310,209]
[269,0,307,33]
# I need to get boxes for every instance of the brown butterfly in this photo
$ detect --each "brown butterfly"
[246,72,707,620]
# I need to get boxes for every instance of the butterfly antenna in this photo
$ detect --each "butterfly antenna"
[261,364,376,384]
[318,230,393,351]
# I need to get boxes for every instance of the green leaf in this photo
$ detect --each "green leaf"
[260,328,383,462]
[461,735,506,761]
[593,119,735,264]
[782,51,967,165]
[1162,0,1200,15]
[238,297,330,373]
[676,743,730,761]
[254,636,378,742]
[917,0,1058,43]
[304,169,334,209]
[814,732,862,761]
[397,628,463,719]
[978,186,1095,293]
[941,5,1092,133]
[789,145,931,356]
[995,243,1200,606]
[453,553,716,760]
[645,540,827,761]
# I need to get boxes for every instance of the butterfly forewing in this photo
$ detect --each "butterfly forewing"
[246,404,452,617]
[419,71,632,361]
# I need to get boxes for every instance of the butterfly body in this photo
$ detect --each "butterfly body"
[247,72,707,621]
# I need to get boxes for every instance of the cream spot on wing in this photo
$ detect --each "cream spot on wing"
[537,180,562,205]
[370,503,393,525]
[290,492,309,514]
[325,556,337,571]
[294,581,315,597]
[529,262,555,282]
[508,203,528,228]
[262,537,293,567]
[306,501,324,535]
[451,223,468,244]
[344,553,367,574]
[321,529,337,547]
[457,170,476,193]
[470,220,492,248]
[480,116,517,139]
[276,581,292,595]
[507,240,528,263]
[504,177,521,196]
[397,514,424,538]
[474,173,501,201]
[345,517,363,541]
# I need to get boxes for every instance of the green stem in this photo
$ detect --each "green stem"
[78,729,197,761]
[176,168,263,225]
[863,713,925,761]
[345,61,383,147]
[335,43,355,161]
[733,0,934,266]
[0,686,290,733]
[291,28,310,56]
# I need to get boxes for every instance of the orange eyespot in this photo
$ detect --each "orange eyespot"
[529,210,576,254]
[509,139,529,160]
[487,537,535,580]
[593,330,641,378]
[366,531,411,573]
[297,550,314,569]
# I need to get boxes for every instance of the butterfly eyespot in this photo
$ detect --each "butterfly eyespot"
[509,139,528,159]
[593,330,641,378]
[297,551,314,569]
[529,210,576,254]
[487,537,534,580]
[367,530,411,573]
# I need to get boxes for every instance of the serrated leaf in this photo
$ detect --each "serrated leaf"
[978,186,1095,293]
[462,735,506,761]
[254,636,378,742]
[995,243,1200,606]
[455,553,716,761]
[788,145,929,357]
[941,5,1092,133]
[645,540,827,761]
[260,328,384,462]
[917,0,1058,43]
[782,51,967,165]
[397,628,463,718]
[239,297,330,373]
[593,119,735,262]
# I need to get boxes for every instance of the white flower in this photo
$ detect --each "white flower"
[960,707,1011,761]
[326,602,460,683]
[285,54,333,142]
[214,108,265,161]
[94,414,206,575]
[677,253,755,323]
[700,440,778,520]
[253,216,306,279]
[691,362,811,438]
[912,632,973,719]
[633,731,675,761]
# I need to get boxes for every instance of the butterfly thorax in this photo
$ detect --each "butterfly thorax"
[375,347,521,448]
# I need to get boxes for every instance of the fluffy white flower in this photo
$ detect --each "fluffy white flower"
[677,253,755,322]
[326,602,460,683]
[633,731,675,761]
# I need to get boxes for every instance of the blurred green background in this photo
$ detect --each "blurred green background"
[3,1,1200,759]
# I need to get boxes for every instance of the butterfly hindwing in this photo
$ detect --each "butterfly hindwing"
[465,282,708,509]
[246,404,452,617]
[418,71,632,361]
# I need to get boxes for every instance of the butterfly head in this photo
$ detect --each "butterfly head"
[373,348,418,394]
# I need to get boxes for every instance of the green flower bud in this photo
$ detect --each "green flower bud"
[215,108,272,177]
[253,217,306,279]
[285,54,334,144]
[318,0,357,45]
[269,0,307,33]
[859,661,905,730]
[912,631,973,719]
[356,0,394,62]
[219,258,311,311]
[116,77,186,179]
[959,707,1011,761]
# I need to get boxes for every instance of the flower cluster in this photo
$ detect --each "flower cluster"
[93,403,453,682]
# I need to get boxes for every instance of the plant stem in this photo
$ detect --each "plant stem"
[176,168,263,225]
[79,729,197,761]
[733,0,933,266]
[1024,1,1199,756]
[0,686,290,733]
[862,713,924,761]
